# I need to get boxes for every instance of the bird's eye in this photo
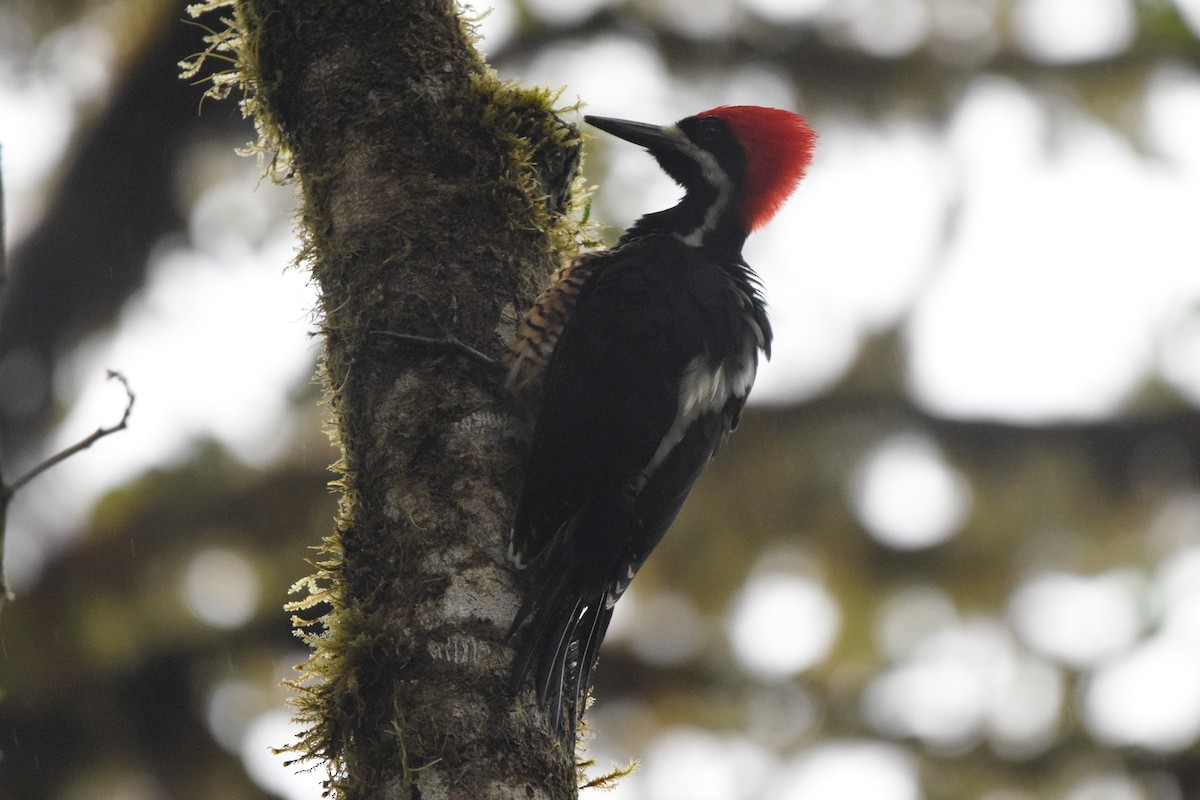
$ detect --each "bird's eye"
[694,120,721,144]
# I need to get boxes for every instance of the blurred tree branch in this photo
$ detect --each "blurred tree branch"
[0,371,134,603]
[493,6,1200,122]
[0,0,251,456]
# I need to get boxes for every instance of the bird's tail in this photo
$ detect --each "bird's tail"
[508,499,624,732]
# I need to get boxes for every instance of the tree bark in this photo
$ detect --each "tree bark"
[236,1,583,797]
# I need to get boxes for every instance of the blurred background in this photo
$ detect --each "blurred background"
[2,0,1200,798]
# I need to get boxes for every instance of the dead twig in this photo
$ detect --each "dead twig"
[0,370,136,603]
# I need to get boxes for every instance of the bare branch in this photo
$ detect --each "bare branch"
[0,371,135,603]
[5,371,136,495]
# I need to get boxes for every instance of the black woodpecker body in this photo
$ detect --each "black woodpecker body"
[506,106,817,730]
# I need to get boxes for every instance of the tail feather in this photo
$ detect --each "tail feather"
[539,597,582,729]
[510,556,599,732]
[570,601,614,727]
[509,495,636,732]
[507,559,574,692]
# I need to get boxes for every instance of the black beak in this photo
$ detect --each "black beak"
[584,115,677,149]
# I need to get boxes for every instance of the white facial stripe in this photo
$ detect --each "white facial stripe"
[670,137,734,247]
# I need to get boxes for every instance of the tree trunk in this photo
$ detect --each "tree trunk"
[235,1,584,796]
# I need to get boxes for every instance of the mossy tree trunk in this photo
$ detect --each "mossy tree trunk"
[236,1,583,797]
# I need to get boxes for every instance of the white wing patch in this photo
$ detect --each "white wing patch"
[634,335,758,492]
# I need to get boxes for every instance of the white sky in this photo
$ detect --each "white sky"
[4,1,1200,798]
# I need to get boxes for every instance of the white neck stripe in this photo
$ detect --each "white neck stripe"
[671,137,733,247]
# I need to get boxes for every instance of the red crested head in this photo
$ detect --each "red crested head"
[695,106,816,231]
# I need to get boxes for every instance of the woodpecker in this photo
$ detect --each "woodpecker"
[506,106,817,730]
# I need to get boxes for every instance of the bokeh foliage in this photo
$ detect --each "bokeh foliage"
[1,1,1199,798]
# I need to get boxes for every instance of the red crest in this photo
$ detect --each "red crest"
[697,106,817,230]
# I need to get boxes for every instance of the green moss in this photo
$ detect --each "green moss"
[180,1,291,181]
